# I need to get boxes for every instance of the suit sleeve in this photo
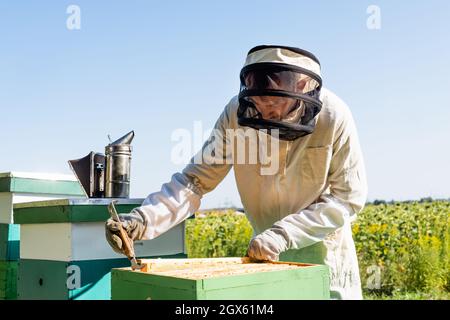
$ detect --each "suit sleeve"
[132,99,235,240]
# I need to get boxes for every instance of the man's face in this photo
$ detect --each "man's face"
[244,72,306,120]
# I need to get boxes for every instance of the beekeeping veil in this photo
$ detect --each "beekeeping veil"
[237,45,323,141]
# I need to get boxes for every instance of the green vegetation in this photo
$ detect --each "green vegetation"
[185,201,450,300]
[354,201,449,300]
[186,210,253,258]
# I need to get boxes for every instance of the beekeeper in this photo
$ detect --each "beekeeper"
[105,45,368,300]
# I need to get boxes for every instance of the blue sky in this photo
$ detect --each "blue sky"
[0,1,449,208]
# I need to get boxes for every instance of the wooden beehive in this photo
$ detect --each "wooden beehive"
[13,198,190,300]
[111,257,330,300]
[0,171,85,300]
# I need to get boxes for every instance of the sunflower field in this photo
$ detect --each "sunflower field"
[185,201,450,299]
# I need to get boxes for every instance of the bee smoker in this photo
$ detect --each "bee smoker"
[105,131,134,198]
[68,131,135,198]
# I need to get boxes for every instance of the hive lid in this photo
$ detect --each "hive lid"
[0,172,78,181]
[0,171,85,195]
[13,198,145,224]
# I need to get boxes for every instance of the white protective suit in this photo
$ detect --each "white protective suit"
[133,49,368,300]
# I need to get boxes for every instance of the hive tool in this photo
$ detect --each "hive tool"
[107,200,144,271]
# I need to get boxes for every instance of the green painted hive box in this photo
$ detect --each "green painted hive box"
[0,261,18,300]
[14,199,188,261]
[111,257,330,300]
[18,254,186,300]
[13,198,189,300]
[0,171,84,300]
[0,172,85,224]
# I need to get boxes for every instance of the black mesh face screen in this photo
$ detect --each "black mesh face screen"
[238,62,323,141]
[237,99,319,141]
[243,69,298,92]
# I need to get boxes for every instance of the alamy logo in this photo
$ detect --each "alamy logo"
[66,265,81,290]
[171,121,281,175]
[66,5,81,30]
[366,265,381,290]
[367,5,381,30]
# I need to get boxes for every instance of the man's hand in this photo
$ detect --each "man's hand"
[105,209,147,254]
[246,228,288,262]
